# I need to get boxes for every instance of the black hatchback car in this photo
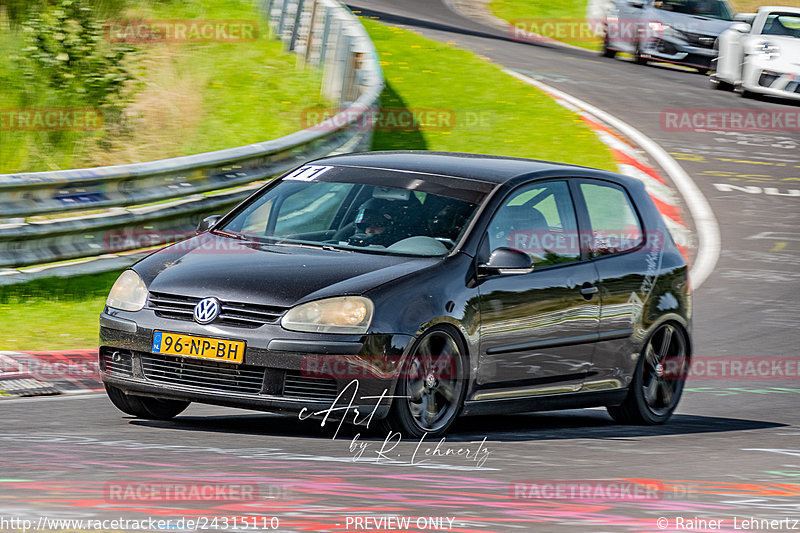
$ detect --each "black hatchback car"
[100,152,691,437]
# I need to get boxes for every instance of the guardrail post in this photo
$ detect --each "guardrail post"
[322,18,343,100]
[288,0,305,51]
[340,38,357,105]
[276,0,289,39]
[317,7,334,68]
[263,0,275,20]
[303,0,318,65]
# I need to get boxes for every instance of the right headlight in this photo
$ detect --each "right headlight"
[281,296,374,334]
[106,270,148,312]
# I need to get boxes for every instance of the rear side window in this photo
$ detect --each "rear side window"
[580,182,643,257]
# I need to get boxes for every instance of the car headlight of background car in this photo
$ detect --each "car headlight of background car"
[106,270,148,312]
[281,296,374,334]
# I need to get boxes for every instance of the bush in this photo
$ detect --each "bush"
[19,0,136,115]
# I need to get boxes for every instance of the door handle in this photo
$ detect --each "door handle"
[580,284,599,298]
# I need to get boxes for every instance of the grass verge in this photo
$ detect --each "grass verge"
[363,19,617,170]
[490,0,600,50]
[0,271,122,350]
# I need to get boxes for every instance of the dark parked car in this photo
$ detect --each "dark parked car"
[100,152,692,437]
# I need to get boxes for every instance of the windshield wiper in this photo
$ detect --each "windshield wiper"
[211,229,250,240]
[269,240,353,252]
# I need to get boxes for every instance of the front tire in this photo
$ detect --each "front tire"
[384,326,468,438]
[607,323,688,425]
[105,384,190,420]
[601,28,616,58]
[710,77,734,91]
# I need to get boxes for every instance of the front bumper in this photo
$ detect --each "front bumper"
[642,37,716,69]
[744,67,800,101]
[99,309,414,419]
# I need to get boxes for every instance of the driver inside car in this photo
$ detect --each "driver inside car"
[347,198,400,247]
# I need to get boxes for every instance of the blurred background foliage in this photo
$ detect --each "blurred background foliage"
[0,0,329,173]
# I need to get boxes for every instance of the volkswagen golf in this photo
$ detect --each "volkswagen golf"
[100,151,691,437]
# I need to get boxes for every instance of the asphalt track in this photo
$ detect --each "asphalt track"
[2,2,800,532]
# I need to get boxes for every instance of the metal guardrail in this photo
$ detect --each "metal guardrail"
[0,0,383,280]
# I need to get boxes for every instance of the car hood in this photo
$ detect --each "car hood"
[652,9,735,36]
[746,35,800,71]
[133,234,441,307]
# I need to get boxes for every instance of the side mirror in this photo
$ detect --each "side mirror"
[731,22,751,33]
[477,247,534,277]
[196,215,222,234]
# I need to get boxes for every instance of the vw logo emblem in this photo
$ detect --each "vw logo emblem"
[193,297,220,324]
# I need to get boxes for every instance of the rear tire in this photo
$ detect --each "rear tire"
[633,40,648,65]
[105,384,190,420]
[601,28,616,58]
[383,326,468,438]
[607,323,688,425]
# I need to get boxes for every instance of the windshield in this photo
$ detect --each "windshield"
[760,13,800,37]
[653,0,734,21]
[219,171,482,257]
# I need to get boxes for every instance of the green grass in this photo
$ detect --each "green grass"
[0,0,329,173]
[363,19,616,171]
[0,271,122,350]
[489,0,600,50]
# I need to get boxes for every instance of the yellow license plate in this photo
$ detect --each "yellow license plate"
[152,331,245,363]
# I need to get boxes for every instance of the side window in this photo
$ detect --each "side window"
[579,182,643,257]
[487,181,580,267]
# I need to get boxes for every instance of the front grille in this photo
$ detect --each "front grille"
[141,352,266,394]
[100,348,134,377]
[283,372,339,402]
[677,31,715,49]
[657,39,678,55]
[759,71,780,88]
[148,291,286,328]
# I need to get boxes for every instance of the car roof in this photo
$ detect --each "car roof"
[759,6,800,15]
[314,151,598,185]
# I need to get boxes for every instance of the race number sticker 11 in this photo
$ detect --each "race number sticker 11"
[284,165,333,182]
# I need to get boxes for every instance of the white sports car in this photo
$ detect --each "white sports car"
[712,6,800,100]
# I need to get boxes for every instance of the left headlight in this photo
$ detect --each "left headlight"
[106,270,148,312]
[281,296,374,334]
